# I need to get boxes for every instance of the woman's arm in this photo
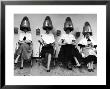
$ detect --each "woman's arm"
[38,39,45,46]
[58,39,67,46]
[38,34,47,46]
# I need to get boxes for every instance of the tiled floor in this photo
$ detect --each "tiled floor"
[14,58,97,76]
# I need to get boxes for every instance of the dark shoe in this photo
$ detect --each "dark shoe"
[20,67,23,69]
[68,67,72,70]
[67,66,72,70]
[47,70,50,72]
[91,69,94,72]
[88,69,91,72]
[14,63,17,65]
[77,65,81,68]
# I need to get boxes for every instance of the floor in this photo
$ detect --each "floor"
[14,58,97,76]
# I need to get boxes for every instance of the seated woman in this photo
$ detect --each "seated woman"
[14,16,33,69]
[78,22,97,72]
[58,17,82,70]
[38,16,55,72]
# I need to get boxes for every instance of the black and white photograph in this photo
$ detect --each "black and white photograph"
[14,14,97,76]
[4,4,106,85]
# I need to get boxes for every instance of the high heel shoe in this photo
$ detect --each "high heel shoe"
[88,69,91,72]
[91,69,94,72]
[14,63,17,65]
[68,67,72,70]
[47,70,50,72]
[20,67,23,69]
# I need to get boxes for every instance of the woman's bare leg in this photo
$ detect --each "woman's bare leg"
[47,53,51,72]
[14,55,20,64]
[87,62,91,72]
[20,58,23,69]
[91,61,94,72]
[74,57,80,66]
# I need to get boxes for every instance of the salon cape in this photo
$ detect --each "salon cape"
[19,32,32,42]
[78,36,97,57]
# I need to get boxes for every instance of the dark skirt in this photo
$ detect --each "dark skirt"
[58,44,81,65]
[40,44,54,58]
[83,55,97,64]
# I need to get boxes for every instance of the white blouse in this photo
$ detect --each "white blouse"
[58,33,76,44]
[78,36,96,46]
[41,33,55,44]
[19,32,32,42]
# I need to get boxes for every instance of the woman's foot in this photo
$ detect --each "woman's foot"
[47,70,50,72]
[91,69,94,72]
[76,63,81,69]
[14,62,17,65]
[88,69,91,72]
[68,67,72,70]
[67,65,72,70]
[20,67,23,69]
[14,60,17,64]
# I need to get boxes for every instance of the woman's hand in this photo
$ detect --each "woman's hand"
[18,41,25,44]
[38,40,46,46]
[72,40,76,45]
[51,42,55,46]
